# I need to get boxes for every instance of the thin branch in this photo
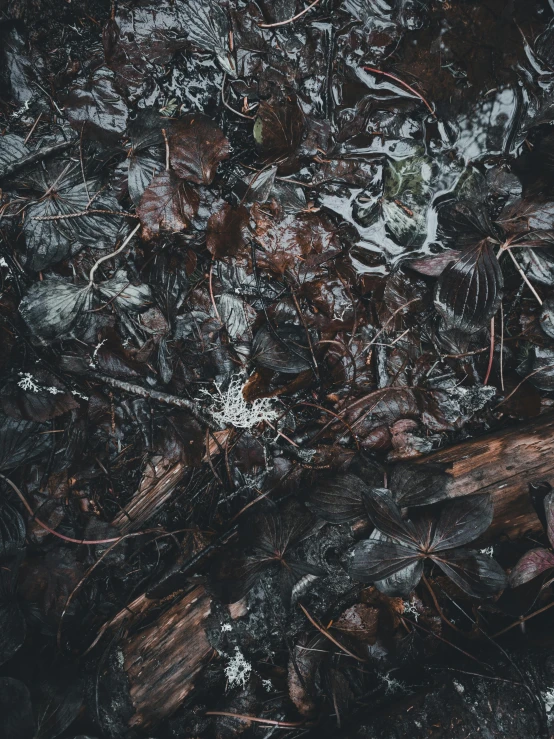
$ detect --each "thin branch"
[33,209,136,221]
[206,711,310,728]
[506,248,543,305]
[363,66,436,118]
[88,223,141,286]
[162,127,170,171]
[221,73,256,120]
[483,316,495,385]
[492,600,554,638]
[299,603,365,662]
[422,574,462,634]
[258,0,322,28]
[0,140,73,179]
[0,472,157,546]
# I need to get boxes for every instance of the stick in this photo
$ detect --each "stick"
[259,0,322,28]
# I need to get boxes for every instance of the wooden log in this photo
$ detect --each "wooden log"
[102,415,554,731]
[415,413,554,541]
[121,584,213,729]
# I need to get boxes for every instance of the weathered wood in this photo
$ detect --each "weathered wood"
[415,413,554,540]
[122,584,213,729]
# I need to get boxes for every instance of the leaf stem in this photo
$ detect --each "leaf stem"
[88,222,141,286]
[258,0,322,28]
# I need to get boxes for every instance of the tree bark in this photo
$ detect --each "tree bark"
[415,413,554,540]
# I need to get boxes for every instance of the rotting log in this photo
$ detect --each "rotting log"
[103,415,554,730]
[120,584,213,730]
[415,413,554,541]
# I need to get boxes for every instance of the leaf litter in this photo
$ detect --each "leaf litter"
[2,0,554,737]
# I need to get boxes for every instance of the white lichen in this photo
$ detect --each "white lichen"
[544,687,554,713]
[18,373,40,392]
[379,671,407,695]
[224,647,252,689]
[203,375,279,429]
[402,598,420,622]
[262,678,273,693]
[221,623,232,633]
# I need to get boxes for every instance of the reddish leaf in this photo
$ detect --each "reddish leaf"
[206,203,250,259]
[169,114,230,185]
[137,170,199,240]
[509,548,554,588]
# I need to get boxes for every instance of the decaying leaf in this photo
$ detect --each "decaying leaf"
[169,114,230,185]
[137,170,199,240]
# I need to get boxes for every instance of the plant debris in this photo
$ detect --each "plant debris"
[3,0,554,737]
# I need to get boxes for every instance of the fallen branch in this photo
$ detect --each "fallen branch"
[0,140,74,179]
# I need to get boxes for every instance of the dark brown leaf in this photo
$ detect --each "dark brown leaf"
[432,549,507,597]
[430,494,493,552]
[306,473,369,524]
[253,96,305,162]
[509,548,554,588]
[137,170,199,240]
[206,203,250,259]
[349,537,419,583]
[361,488,420,548]
[434,239,503,333]
[169,114,230,185]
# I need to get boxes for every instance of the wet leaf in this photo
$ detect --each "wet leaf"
[437,200,501,247]
[34,666,84,739]
[349,537,419,583]
[432,549,508,598]
[206,203,250,259]
[182,0,235,76]
[65,67,128,142]
[252,325,312,374]
[0,599,26,666]
[509,548,554,588]
[431,494,494,551]
[19,278,93,343]
[169,114,230,185]
[0,134,30,177]
[137,170,199,240]
[0,503,25,559]
[0,677,34,739]
[0,414,51,471]
[407,250,461,277]
[362,487,419,548]
[23,179,125,272]
[253,97,305,162]
[103,2,188,99]
[391,462,452,507]
[434,239,503,333]
[306,473,370,524]
[98,269,152,313]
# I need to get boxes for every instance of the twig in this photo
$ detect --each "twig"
[365,298,419,349]
[497,363,554,407]
[403,616,491,670]
[88,223,141,285]
[363,66,436,118]
[298,603,365,662]
[492,600,554,638]
[0,140,73,179]
[483,317,495,385]
[87,373,219,429]
[206,712,310,728]
[506,249,543,305]
[162,127,170,171]
[221,74,256,120]
[422,574,462,633]
[0,472,157,545]
[500,303,505,392]
[24,113,42,145]
[33,209,135,221]
[259,0,321,28]
[209,262,223,324]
